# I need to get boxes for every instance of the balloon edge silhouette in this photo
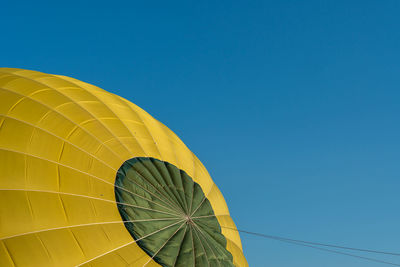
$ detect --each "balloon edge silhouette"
[0,68,248,267]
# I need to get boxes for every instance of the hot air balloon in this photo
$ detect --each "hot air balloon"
[0,68,248,267]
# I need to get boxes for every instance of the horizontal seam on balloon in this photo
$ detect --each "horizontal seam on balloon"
[0,114,118,172]
[54,75,143,158]
[0,147,181,215]
[30,75,137,159]
[0,86,124,162]
[1,186,180,217]
[0,217,182,241]
[0,188,180,221]
[0,72,133,157]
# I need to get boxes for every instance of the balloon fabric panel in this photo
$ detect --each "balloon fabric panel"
[0,68,248,267]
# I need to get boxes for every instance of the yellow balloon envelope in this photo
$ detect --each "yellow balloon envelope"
[0,68,248,267]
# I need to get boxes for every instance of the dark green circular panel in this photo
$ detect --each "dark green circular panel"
[114,157,234,267]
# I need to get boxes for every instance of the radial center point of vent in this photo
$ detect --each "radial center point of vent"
[183,214,194,224]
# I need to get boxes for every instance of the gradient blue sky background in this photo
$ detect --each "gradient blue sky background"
[3,1,400,266]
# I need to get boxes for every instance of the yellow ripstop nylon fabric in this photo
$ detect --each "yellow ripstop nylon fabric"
[0,68,248,267]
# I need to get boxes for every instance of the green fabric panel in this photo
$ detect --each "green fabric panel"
[115,157,234,267]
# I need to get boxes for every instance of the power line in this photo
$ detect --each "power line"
[224,227,400,256]
[276,237,400,267]
[222,226,400,266]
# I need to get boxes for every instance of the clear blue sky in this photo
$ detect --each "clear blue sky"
[3,1,400,266]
